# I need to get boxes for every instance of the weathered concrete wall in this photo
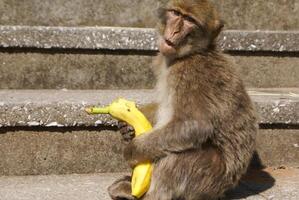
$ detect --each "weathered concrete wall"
[0,0,164,27]
[0,130,129,176]
[0,0,298,30]
[234,55,299,88]
[0,52,155,89]
[0,129,298,176]
[0,52,298,89]
[213,0,299,30]
[257,130,299,167]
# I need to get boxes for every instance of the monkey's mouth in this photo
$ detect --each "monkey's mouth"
[165,39,175,47]
[159,38,177,55]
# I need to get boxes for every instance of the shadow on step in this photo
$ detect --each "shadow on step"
[224,152,275,199]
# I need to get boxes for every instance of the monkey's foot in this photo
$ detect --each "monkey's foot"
[108,175,136,200]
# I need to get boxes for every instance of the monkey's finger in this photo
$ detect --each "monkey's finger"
[123,133,135,142]
[117,121,128,129]
[119,126,135,136]
[127,125,135,132]
[119,125,134,133]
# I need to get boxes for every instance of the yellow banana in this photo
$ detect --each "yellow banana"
[85,98,153,198]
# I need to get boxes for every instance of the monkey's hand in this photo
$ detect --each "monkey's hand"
[118,121,135,142]
[124,134,156,168]
[124,142,140,168]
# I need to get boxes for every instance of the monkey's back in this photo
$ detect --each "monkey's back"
[168,51,258,186]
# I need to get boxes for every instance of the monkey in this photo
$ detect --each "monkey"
[108,0,258,199]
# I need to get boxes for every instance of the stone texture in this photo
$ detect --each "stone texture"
[0,52,156,90]
[0,52,298,89]
[0,173,123,200]
[0,89,298,128]
[0,26,157,51]
[0,0,299,30]
[0,0,165,28]
[0,90,154,128]
[256,130,299,167]
[225,168,299,200]
[0,130,129,176]
[1,26,299,52]
[250,89,299,124]
[220,31,299,52]
[234,55,299,88]
[0,128,298,176]
[0,169,298,200]
[214,0,299,31]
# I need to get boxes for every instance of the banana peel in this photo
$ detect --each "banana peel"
[85,98,153,198]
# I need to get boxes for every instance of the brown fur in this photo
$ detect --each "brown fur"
[109,0,257,199]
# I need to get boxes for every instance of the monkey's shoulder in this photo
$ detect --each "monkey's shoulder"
[169,53,239,88]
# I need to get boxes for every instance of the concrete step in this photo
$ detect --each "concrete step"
[0,89,298,175]
[0,128,298,176]
[0,0,298,30]
[1,51,298,89]
[1,27,299,52]
[0,168,298,200]
[0,26,299,89]
[0,89,298,127]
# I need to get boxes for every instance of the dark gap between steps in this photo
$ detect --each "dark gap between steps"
[259,123,299,129]
[0,126,118,134]
[227,50,299,57]
[0,47,157,56]
[1,48,299,57]
[0,123,298,134]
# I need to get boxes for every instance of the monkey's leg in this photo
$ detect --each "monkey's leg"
[108,175,136,200]
[140,159,179,200]
[142,149,227,200]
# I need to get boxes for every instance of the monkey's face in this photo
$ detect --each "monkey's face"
[158,0,223,58]
[158,9,198,57]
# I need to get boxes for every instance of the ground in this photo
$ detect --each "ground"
[0,168,298,200]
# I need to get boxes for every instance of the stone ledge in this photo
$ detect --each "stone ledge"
[0,26,299,52]
[0,129,297,176]
[0,169,298,200]
[0,89,298,127]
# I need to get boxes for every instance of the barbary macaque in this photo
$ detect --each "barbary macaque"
[109,0,257,199]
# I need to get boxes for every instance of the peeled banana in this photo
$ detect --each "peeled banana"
[85,98,153,198]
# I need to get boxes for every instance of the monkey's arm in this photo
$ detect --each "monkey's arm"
[139,103,158,125]
[124,118,213,167]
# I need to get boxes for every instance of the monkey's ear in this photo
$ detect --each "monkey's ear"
[218,20,225,30]
[212,19,225,39]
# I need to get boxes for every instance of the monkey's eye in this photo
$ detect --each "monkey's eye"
[170,10,181,16]
[184,15,197,24]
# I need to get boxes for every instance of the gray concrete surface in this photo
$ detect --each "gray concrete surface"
[1,26,299,52]
[0,130,129,176]
[0,0,299,30]
[224,168,299,200]
[256,130,299,168]
[0,90,154,127]
[1,52,298,89]
[0,52,156,90]
[0,26,157,51]
[0,27,298,89]
[0,168,298,200]
[0,89,298,127]
[0,173,121,200]
[234,55,299,88]
[0,128,298,176]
